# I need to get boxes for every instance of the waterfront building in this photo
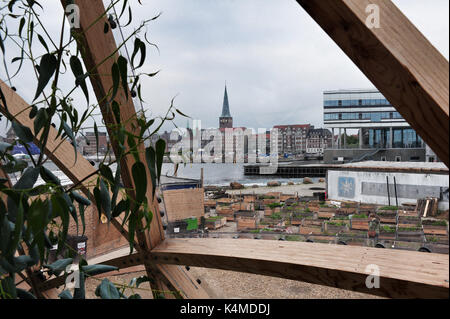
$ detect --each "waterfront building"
[306,128,332,154]
[273,124,311,156]
[323,89,427,163]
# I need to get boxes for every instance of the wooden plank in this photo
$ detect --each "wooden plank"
[163,188,205,223]
[62,0,163,252]
[151,238,449,298]
[296,0,449,166]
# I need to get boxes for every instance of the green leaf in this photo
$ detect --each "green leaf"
[0,142,12,153]
[112,198,129,218]
[155,139,166,182]
[145,146,157,198]
[43,258,73,276]
[70,191,91,206]
[94,122,99,156]
[37,34,49,52]
[40,166,61,185]
[18,17,25,37]
[117,56,129,100]
[14,167,40,190]
[99,164,114,184]
[128,294,142,299]
[29,105,38,119]
[132,162,147,206]
[82,264,118,276]
[12,120,34,143]
[13,255,36,272]
[95,278,120,299]
[99,179,111,221]
[70,55,89,104]
[110,62,120,102]
[34,53,57,101]
[33,107,48,136]
[62,121,77,162]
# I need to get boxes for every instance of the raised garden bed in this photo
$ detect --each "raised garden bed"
[317,211,335,220]
[302,219,322,227]
[299,225,323,235]
[324,221,348,234]
[376,210,398,224]
[263,198,279,205]
[350,214,369,230]
[425,235,449,245]
[398,215,421,226]
[422,219,448,236]
[205,216,227,230]
[425,244,449,254]
[379,224,396,240]
[397,226,423,241]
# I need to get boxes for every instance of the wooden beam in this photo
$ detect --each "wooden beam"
[60,0,210,298]
[151,238,449,299]
[296,0,449,166]
[0,80,98,194]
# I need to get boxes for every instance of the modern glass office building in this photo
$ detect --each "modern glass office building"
[323,89,426,162]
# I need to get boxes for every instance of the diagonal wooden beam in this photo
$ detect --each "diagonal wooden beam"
[151,238,449,299]
[59,0,209,298]
[296,0,449,166]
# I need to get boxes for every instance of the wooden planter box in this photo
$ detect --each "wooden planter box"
[290,218,303,226]
[377,210,397,224]
[300,225,322,235]
[340,207,357,214]
[237,217,257,231]
[317,211,335,220]
[216,208,235,221]
[324,223,348,235]
[379,232,396,240]
[264,208,273,216]
[425,235,449,245]
[379,224,396,240]
[426,244,449,254]
[351,218,369,230]
[422,225,448,236]
[263,198,279,205]
[318,207,337,213]
[205,217,227,230]
[302,219,322,227]
[397,228,423,241]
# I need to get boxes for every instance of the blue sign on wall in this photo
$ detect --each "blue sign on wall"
[338,177,356,198]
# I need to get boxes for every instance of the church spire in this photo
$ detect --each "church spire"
[221,85,231,117]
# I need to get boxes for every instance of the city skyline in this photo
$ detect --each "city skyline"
[0,0,448,136]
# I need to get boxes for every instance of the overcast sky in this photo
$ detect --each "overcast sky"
[1,0,449,135]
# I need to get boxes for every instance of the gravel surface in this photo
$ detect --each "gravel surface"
[79,267,380,299]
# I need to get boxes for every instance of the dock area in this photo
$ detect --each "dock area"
[244,162,336,178]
